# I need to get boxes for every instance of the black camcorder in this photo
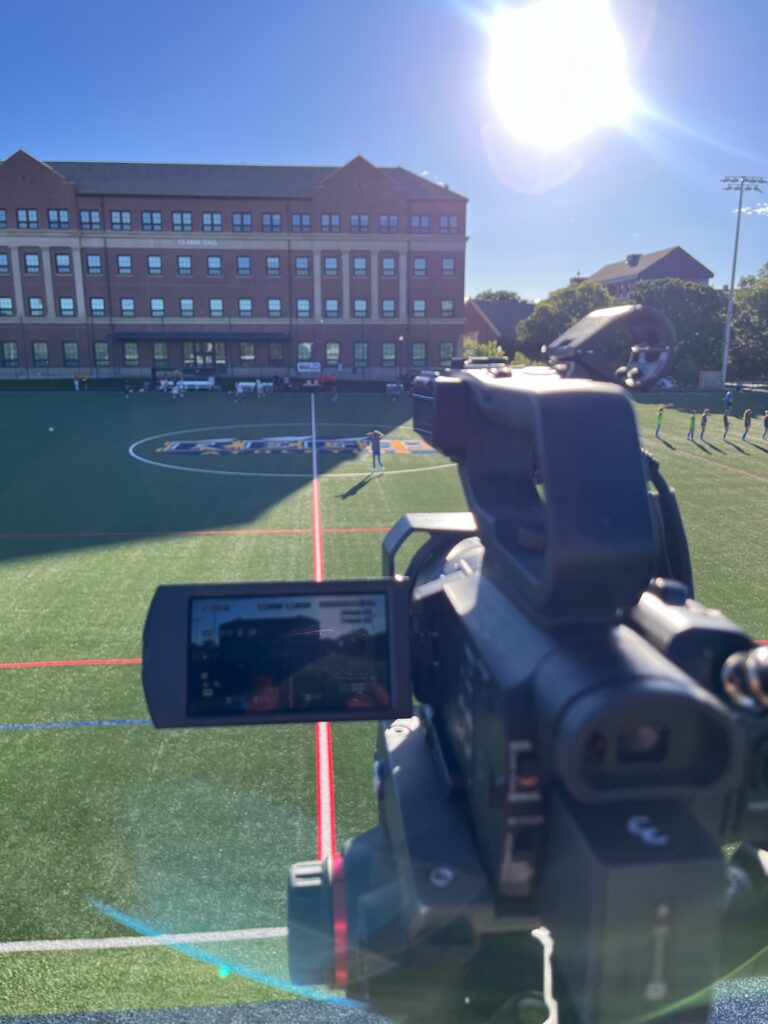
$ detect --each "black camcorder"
[143,306,768,1024]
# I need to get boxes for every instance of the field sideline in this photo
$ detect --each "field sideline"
[0,386,765,1020]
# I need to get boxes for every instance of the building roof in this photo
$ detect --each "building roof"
[32,157,466,201]
[589,246,714,284]
[468,298,534,338]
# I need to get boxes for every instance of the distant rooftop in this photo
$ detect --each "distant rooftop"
[590,246,714,284]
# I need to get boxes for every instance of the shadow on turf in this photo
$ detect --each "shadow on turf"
[337,472,378,500]
[0,393,415,567]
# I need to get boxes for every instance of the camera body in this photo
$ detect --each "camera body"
[143,309,768,1024]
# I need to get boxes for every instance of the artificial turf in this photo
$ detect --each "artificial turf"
[0,386,765,1019]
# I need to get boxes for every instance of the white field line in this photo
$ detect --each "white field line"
[0,926,288,954]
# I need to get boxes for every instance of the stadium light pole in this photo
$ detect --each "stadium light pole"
[721,175,767,385]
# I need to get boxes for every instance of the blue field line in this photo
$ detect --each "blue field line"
[0,717,151,732]
[90,899,358,1007]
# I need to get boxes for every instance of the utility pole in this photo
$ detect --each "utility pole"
[721,175,766,385]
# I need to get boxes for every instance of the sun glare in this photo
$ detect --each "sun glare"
[487,0,634,151]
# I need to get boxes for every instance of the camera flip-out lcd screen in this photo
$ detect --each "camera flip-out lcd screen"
[188,593,391,717]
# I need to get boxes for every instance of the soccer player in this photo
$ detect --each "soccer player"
[655,407,664,438]
[367,429,384,472]
[700,409,708,441]
[763,410,768,440]
[687,412,696,441]
[723,410,730,440]
[742,408,752,441]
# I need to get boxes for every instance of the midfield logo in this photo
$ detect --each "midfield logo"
[155,435,435,456]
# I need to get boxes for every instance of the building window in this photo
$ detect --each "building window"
[325,341,340,366]
[85,254,102,275]
[295,256,310,277]
[153,342,169,367]
[381,256,396,277]
[207,255,222,275]
[354,299,368,318]
[28,296,45,317]
[261,212,282,233]
[412,342,427,366]
[209,298,224,317]
[297,342,313,361]
[0,297,14,316]
[79,209,102,230]
[411,215,430,234]
[321,213,340,233]
[296,298,311,318]
[382,341,396,367]
[440,342,454,363]
[179,298,194,317]
[413,257,427,277]
[412,299,426,318]
[0,253,8,273]
[269,341,283,365]
[24,253,41,274]
[59,297,75,317]
[117,254,132,275]
[90,297,106,317]
[94,342,110,366]
[150,298,165,317]
[172,211,193,232]
[124,342,139,367]
[55,253,72,274]
[354,341,368,367]
[379,214,398,233]
[141,211,162,231]
[147,255,163,275]
[352,256,368,277]
[120,298,135,317]
[265,256,281,276]
[111,210,132,231]
[267,298,282,318]
[17,209,39,229]
[237,256,251,276]
[232,212,252,232]
[441,258,456,277]
[381,298,396,318]
[47,209,69,229]
[202,212,222,232]
[177,255,192,275]
[62,341,79,367]
[291,213,311,233]
[240,342,255,364]
[324,298,339,318]
[32,341,49,367]
[350,214,369,233]
[441,299,455,317]
[440,215,459,234]
[2,341,19,367]
[0,210,6,229]
[238,298,253,317]
[323,256,339,276]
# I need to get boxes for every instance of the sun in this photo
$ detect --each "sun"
[487,0,634,151]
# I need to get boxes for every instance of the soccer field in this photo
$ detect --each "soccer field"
[0,386,766,1020]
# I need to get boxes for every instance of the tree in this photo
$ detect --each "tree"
[627,279,726,385]
[463,336,505,359]
[737,261,768,289]
[472,289,525,302]
[515,281,613,359]
[731,277,768,380]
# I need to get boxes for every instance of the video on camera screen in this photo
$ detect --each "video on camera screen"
[187,593,391,717]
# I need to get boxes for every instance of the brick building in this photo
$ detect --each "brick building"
[463,297,534,352]
[0,150,467,379]
[589,246,714,299]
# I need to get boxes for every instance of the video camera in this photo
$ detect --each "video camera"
[143,306,768,1024]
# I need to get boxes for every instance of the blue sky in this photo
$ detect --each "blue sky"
[4,0,767,300]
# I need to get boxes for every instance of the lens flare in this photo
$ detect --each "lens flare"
[487,0,634,150]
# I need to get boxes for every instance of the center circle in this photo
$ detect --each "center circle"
[128,422,453,479]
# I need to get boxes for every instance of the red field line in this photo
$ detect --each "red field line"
[0,527,388,538]
[0,658,142,670]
